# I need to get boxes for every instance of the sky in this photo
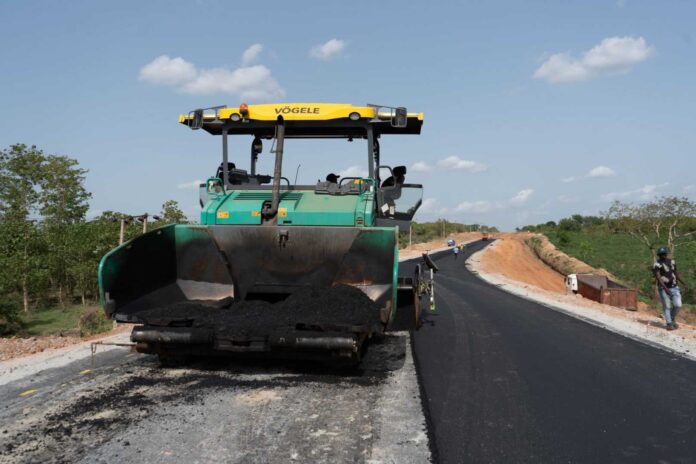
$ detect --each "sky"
[1,0,694,230]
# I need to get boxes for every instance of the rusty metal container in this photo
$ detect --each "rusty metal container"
[575,274,637,311]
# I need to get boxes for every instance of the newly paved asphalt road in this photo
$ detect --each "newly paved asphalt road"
[411,240,696,463]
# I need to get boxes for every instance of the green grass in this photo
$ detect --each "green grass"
[543,227,696,305]
[19,305,101,337]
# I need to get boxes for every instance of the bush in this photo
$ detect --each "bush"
[0,299,23,335]
[78,308,112,337]
[558,218,582,232]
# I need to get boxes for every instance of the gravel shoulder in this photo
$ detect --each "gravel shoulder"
[0,333,429,464]
[468,240,696,362]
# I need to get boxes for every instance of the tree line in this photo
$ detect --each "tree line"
[518,197,696,256]
[0,144,188,333]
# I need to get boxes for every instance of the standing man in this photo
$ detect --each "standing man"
[652,246,689,330]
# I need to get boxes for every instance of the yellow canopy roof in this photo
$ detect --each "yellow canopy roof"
[178,103,423,137]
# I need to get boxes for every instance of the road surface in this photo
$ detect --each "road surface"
[0,330,428,462]
[411,240,696,463]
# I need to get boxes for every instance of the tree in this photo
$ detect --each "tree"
[558,218,582,232]
[0,144,48,312]
[40,155,91,306]
[604,196,696,256]
[159,200,188,225]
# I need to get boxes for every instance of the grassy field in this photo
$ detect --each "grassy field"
[18,305,108,337]
[543,228,696,305]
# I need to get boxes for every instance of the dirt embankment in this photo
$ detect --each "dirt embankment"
[478,234,566,293]
[522,233,616,281]
[478,232,621,297]
[0,324,129,362]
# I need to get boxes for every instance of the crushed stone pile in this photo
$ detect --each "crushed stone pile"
[136,285,380,337]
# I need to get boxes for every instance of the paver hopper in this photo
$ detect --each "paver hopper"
[98,103,435,364]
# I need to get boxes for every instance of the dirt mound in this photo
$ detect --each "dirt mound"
[0,324,129,362]
[478,234,566,293]
[523,233,616,281]
[137,285,381,337]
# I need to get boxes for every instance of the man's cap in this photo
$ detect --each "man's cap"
[657,246,669,255]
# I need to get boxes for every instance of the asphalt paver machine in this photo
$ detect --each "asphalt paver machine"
[98,103,437,364]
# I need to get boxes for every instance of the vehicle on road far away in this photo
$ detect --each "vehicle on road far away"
[481,232,490,240]
[98,103,437,365]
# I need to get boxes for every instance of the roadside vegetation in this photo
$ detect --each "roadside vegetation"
[519,197,696,311]
[0,144,189,336]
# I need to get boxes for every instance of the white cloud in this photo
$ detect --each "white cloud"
[411,161,432,173]
[588,165,616,178]
[241,43,263,65]
[562,165,616,182]
[510,188,534,205]
[310,39,346,60]
[455,201,493,213]
[139,55,197,86]
[139,54,285,101]
[338,166,368,178]
[601,183,667,201]
[436,156,487,172]
[180,65,284,101]
[178,179,204,189]
[683,184,695,193]
[534,36,654,83]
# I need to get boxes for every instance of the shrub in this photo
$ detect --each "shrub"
[78,308,112,337]
[558,231,571,247]
[0,299,23,335]
[558,218,581,232]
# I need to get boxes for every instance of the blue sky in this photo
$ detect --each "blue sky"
[1,0,694,230]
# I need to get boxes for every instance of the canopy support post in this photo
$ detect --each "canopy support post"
[366,125,375,180]
[222,128,230,188]
[264,119,285,220]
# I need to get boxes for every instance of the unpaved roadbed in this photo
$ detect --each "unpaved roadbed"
[0,332,429,464]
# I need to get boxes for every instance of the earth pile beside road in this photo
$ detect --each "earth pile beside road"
[478,233,565,293]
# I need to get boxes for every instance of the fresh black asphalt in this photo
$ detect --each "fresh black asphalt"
[408,240,696,463]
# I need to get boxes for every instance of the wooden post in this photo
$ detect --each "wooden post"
[142,214,148,234]
[119,219,125,245]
